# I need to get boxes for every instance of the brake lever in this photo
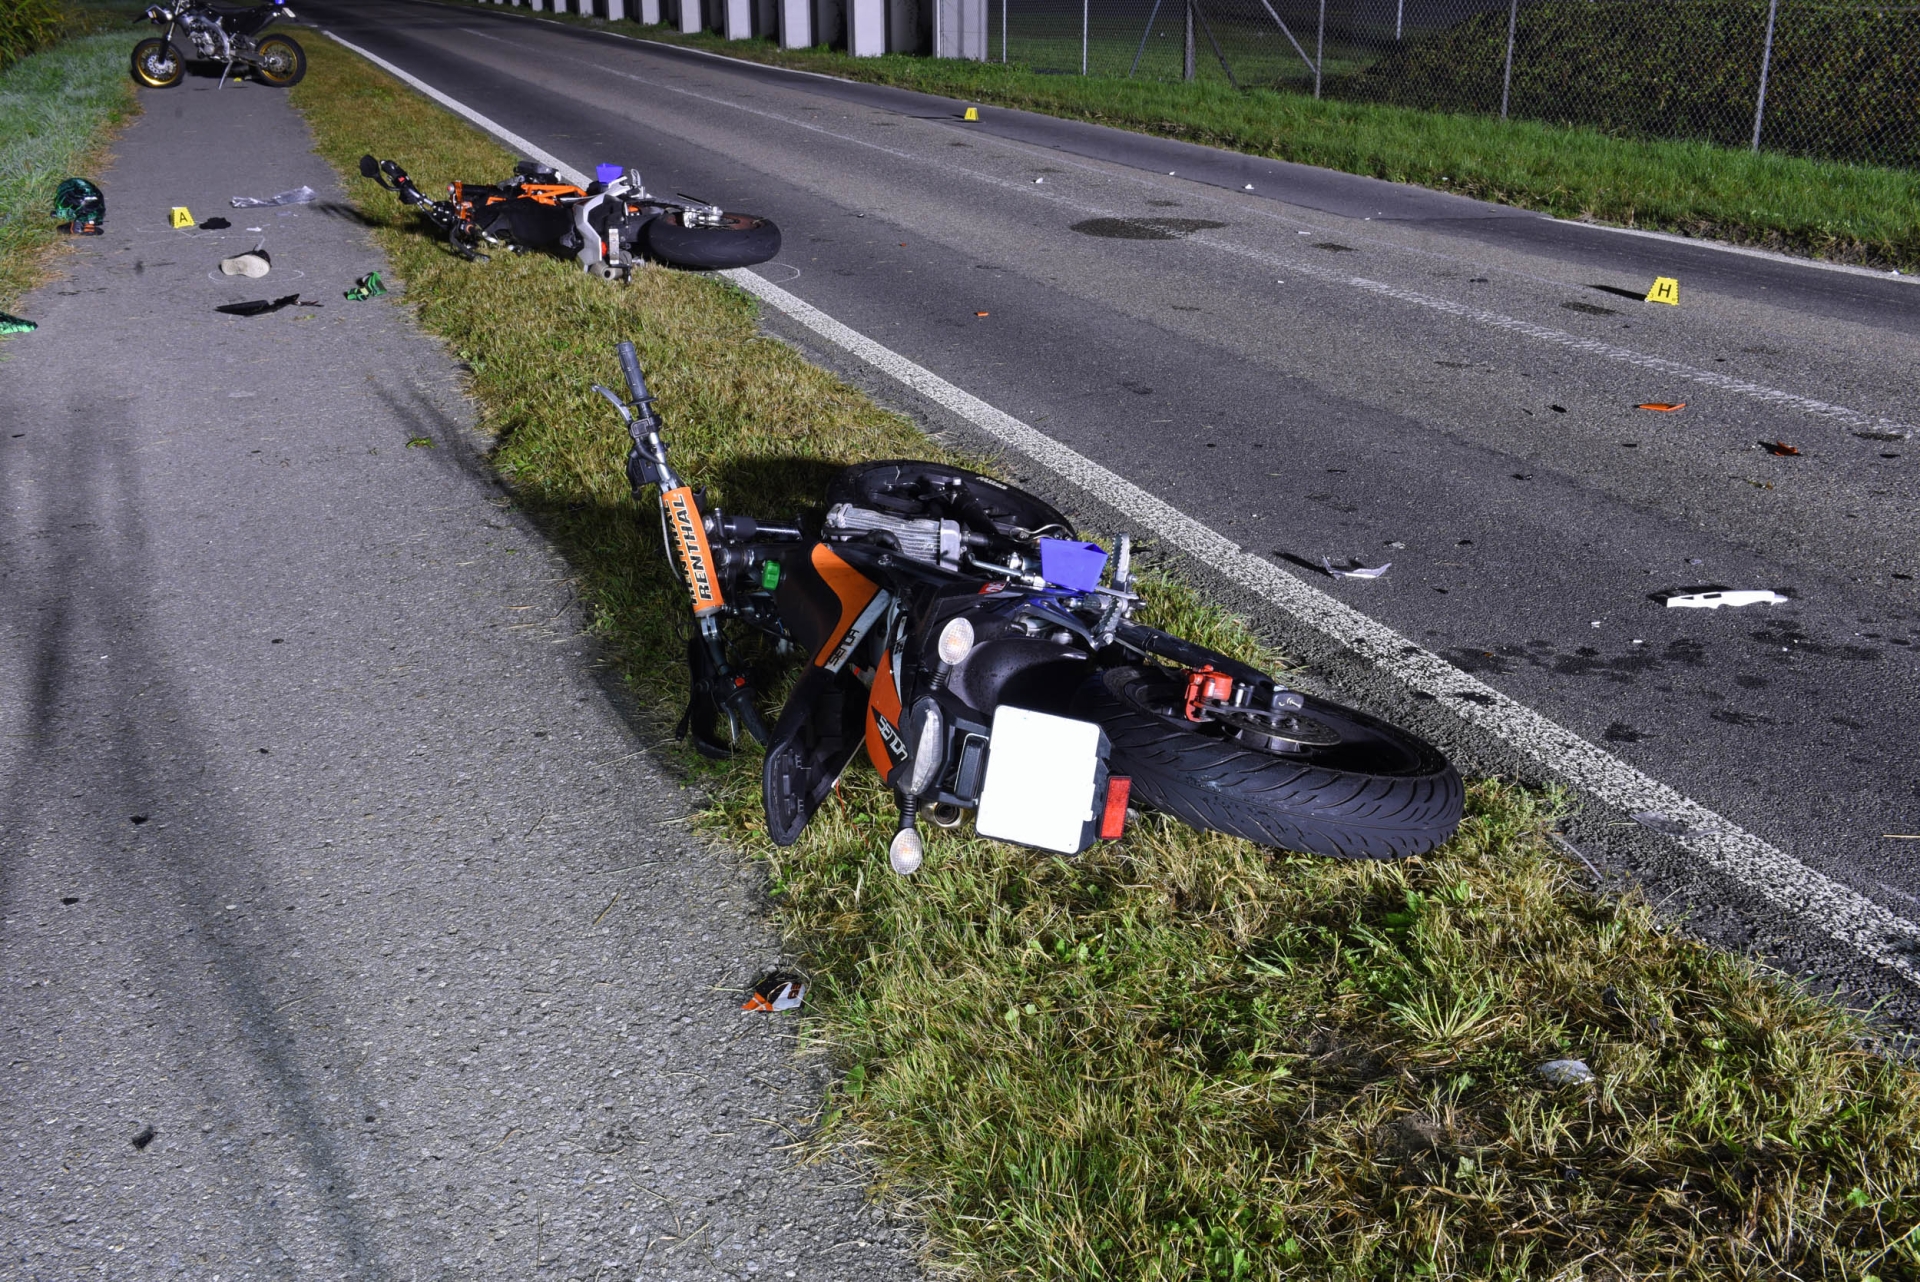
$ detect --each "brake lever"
[591,384,631,423]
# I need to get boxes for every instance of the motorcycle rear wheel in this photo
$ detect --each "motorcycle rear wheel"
[131,38,183,88]
[642,210,781,270]
[251,34,306,87]
[1075,664,1463,860]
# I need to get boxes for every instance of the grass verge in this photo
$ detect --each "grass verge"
[453,2,1920,271]
[0,4,140,323]
[292,32,1920,1279]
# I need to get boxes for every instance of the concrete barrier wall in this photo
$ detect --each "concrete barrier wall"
[489,0,981,59]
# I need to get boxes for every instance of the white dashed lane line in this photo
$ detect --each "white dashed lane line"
[324,28,1920,987]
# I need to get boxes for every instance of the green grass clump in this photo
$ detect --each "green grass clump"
[0,0,66,72]
[483,2,1920,268]
[291,34,1920,1279]
[0,24,137,318]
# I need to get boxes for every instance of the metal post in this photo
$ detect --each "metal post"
[1752,0,1779,150]
[1128,0,1164,77]
[1395,0,1402,41]
[1313,0,1323,96]
[1192,1,1238,86]
[1183,0,1194,80]
[1499,0,1517,119]
[1001,0,1006,61]
[1081,0,1088,73]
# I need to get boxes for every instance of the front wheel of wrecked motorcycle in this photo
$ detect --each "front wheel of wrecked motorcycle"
[642,211,781,270]
[250,34,306,87]
[1073,665,1463,860]
[131,38,184,88]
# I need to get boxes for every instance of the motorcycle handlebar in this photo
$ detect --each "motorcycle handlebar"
[616,341,650,406]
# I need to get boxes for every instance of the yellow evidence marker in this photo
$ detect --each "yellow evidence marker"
[963,106,979,121]
[169,206,195,229]
[1645,276,1680,305]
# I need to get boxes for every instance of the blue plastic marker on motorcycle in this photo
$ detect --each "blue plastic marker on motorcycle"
[1038,539,1108,592]
[595,163,624,185]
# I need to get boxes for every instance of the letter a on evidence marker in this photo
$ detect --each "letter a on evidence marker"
[1645,276,1680,305]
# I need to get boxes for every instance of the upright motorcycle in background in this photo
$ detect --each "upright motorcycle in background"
[132,0,306,89]
[598,341,1463,875]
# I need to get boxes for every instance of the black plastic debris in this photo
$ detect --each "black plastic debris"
[1535,1059,1595,1086]
[200,216,231,230]
[130,1126,157,1151]
[216,294,300,317]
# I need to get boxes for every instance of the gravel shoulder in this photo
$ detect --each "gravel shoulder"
[0,67,916,1282]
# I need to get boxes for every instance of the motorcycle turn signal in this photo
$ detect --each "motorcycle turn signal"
[888,825,924,876]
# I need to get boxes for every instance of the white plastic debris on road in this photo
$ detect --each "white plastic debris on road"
[1667,590,1789,609]
[1323,558,1391,580]
[231,185,317,209]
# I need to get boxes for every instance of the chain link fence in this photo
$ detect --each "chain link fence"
[994,0,1920,168]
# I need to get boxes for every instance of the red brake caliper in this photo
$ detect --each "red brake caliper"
[1183,665,1235,721]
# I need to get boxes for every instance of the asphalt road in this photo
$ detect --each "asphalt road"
[0,71,915,1281]
[298,0,1920,1012]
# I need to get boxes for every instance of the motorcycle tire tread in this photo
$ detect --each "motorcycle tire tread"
[1076,666,1463,860]
[642,210,780,270]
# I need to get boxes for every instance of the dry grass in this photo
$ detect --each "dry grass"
[291,34,1920,1280]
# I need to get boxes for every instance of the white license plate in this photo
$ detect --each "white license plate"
[973,706,1106,855]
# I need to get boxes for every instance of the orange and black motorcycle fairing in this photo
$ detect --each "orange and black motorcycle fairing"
[358,154,780,277]
[598,341,1464,876]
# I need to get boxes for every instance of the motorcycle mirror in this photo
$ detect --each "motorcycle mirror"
[358,154,380,181]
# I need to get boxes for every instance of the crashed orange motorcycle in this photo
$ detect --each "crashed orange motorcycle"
[600,342,1461,874]
[360,153,779,277]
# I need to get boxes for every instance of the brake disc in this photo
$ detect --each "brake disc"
[1204,703,1343,750]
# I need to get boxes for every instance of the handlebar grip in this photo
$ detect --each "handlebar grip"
[616,341,650,404]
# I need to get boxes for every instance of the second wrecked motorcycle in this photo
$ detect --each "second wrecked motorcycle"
[359,154,780,277]
[599,342,1462,874]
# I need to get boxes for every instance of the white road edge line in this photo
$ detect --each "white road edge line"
[322,27,1920,988]
[1556,218,1915,285]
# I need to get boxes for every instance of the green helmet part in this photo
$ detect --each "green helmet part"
[53,177,105,230]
